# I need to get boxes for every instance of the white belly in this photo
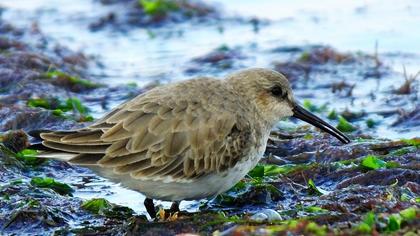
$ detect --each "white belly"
[141,157,260,201]
[90,136,269,201]
[90,150,263,201]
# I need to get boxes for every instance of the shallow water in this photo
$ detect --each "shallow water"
[3,0,420,83]
[1,0,419,216]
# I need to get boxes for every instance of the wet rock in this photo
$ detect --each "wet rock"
[0,37,25,50]
[337,168,420,189]
[185,45,245,74]
[249,212,268,222]
[210,180,284,207]
[250,209,282,222]
[0,105,81,132]
[404,181,420,194]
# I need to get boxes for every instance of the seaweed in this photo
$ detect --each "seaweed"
[355,211,376,233]
[297,46,354,65]
[400,207,417,221]
[302,100,328,113]
[304,221,327,236]
[30,177,74,196]
[2,197,68,230]
[43,70,102,92]
[27,97,93,122]
[327,109,338,120]
[211,178,282,206]
[366,118,377,128]
[27,98,51,110]
[139,0,180,17]
[360,155,386,170]
[82,198,135,220]
[249,163,315,178]
[354,207,419,234]
[307,179,327,196]
[15,149,45,166]
[401,138,420,148]
[187,45,244,73]
[336,116,357,132]
[82,198,112,214]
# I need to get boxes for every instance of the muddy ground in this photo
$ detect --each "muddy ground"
[1,1,419,235]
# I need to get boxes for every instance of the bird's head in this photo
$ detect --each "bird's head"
[227,68,350,144]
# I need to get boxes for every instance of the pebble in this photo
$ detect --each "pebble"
[250,209,282,222]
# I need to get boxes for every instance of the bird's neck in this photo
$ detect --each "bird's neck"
[225,80,278,130]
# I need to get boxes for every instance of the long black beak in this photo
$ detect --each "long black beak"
[292,104,351,144]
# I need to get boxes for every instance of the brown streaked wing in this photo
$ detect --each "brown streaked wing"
[96,99,245,182]
[40,82,249,183]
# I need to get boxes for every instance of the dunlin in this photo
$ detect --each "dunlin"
[36,68,350,217]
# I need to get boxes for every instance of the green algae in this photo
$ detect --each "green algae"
[359,155,401,170]
[27,98,51,109]
[305,221,327,236]
[354,208,419,234]
[366,118,378,128]
[44,70,101,90]
[27,97,93,122]
[355,211,376,233]
[400,207,417,221]
[336,116,356,132]
[139,0,180,16]
[360,155,386,170]
[213,178,281,206]
[389,146,417,156]
[82,198,112,214]
[302,100,328,113]
[327,109,338,119]
[30,177,74,196]
[249,163,315,178]
[401,138,420,148]
[303,133,314,140]
[82,198,135,220]
[15,149,44,166]
[307,179,325,196]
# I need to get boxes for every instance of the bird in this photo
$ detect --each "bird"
[34,68,350,217]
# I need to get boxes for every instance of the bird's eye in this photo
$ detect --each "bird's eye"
[270,86,286,98]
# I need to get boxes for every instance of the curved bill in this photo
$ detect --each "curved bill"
[292,104,351,144]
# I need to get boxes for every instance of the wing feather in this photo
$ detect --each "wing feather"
[39,83,251,183]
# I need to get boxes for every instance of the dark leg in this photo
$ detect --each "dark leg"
[144,198,156,218]
[169,201,180,213]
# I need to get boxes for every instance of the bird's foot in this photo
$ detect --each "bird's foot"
[156,201,181,221]
[169,201,180,213]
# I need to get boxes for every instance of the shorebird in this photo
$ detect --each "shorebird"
[34,68,350,217]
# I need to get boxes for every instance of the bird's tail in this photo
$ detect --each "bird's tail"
[27,129,105,166]
[35,151,78,161]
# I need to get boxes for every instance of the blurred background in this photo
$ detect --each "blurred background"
[2,0,420,84]
[2,0,418,137]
